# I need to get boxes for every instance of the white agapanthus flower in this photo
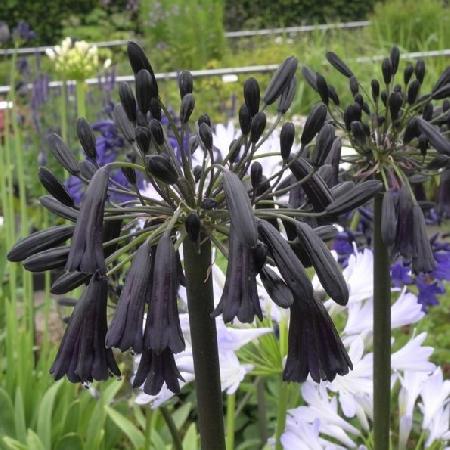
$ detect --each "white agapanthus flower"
[282,246,449,449]
[46,37,110,80]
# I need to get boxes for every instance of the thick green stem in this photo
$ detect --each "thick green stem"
[225,393,235,450]
[274,380,289,450]
[183,238,226,450]
[373,193,391,450]
[76,80,87,120]
[61,81,68,143]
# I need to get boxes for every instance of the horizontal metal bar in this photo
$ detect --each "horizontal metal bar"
[1,47,449,95]
[0,21,371,57]
[224,20,370,38]
[0,40,129,57]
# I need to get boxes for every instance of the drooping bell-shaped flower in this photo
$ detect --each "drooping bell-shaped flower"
[144,233,185,354]
[66,167,109,274]
[213,227,263,323]
[50,272,120,383]
[106,240,154,353]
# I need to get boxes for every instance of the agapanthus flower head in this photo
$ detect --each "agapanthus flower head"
[9,41,393,398]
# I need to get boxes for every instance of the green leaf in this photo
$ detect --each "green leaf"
[36,381,62,448]
[105,406,145,450]
[172,402,192,430]
[13,389,26,443]
[1,437,27,450]
[0,387,15,435]
[25,430,45,450]
[182,423,198,450]
[54,433,83,450]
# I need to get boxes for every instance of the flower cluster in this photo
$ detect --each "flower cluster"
[9,41,410,397]
[303,47,450,275]
[46,37,111,81]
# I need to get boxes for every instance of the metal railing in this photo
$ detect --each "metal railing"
[1,47,450,95]
[0,20,371,57]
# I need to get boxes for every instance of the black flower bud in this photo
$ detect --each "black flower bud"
[382,57,393,84]
[244,77,260,116]
[301,103,327,147]
[415,59,426,84]
[239,104,251,135]
[263,56,298,105]
[407,79,420,105]
[389,91,403,121]
[412,205,435,274]
[113,104,135,142]
[23,246,69,272]
[136,126,151,154]
[328,85,340,105]
[145,155,178,184]
[277,76,297,114]
[149,119,165,146]
[8,225,74,263]
[349,76,359,96]
[149,97,161,121]
[315,72,329,104]
[250,111,266,143]
[39,167,74,207]
[250,161,263,188]
[178,70,193,98]
[417,117,450,155]
[390,46,400,75]
[381,191,398,246]
[180,93,195,124]
[76,118,97,160]
[312,123,335,167]
[193,165,202,182]
[404,64,414,84]
[325,51,353,78]
[422,102,434,121]
[118,82,137,123]
[136,69,156,114]
[197,113,211,128]
[40,195,78,221]
[371,79,380,101]
[280,122,295,160]
[47,133,79,176]
[199,122,213,150]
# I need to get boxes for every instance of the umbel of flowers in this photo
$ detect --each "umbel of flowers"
[10,42,440,450]
[46,37,111,82]
[303,47,450,449]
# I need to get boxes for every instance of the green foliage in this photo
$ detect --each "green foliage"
[370,0,450,51]
[141,0,226,71]
[224,0,378,31]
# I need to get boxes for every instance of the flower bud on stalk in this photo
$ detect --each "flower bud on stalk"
[381,190,398,246]
[113,104,135,142]
[250,111,266,143]
[47,133,79,176]
[280,122,295,160]
[136,127,151,154]
[390,46,400,75]
[407,79,420,105]
[40,195,78,221]
[149,119,165,146]
[239,104,251,135]
[119,82,137,123]
[178,70,193,98]
[325,51,354,78]
[39,167,74,207]
[8,225,74,262]
[301,103,327,147]
[180,93,195,124]
[371,79,380,101]
[76,118,97,160]
[145,155,178,185]
[382,57,393,84]
[311,123,335,167]
[199,122,213,150]
[349,76,359,96]
[263,56,298,105]
[404,64,414,84]
[185,213,201,242]
[244,77,260,116]
[136,69,155,114]
[315,72,329,104]
[277,76,297,114]
[415,59,426,84]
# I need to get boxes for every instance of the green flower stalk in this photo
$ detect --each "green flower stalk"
[8,42,389,449]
